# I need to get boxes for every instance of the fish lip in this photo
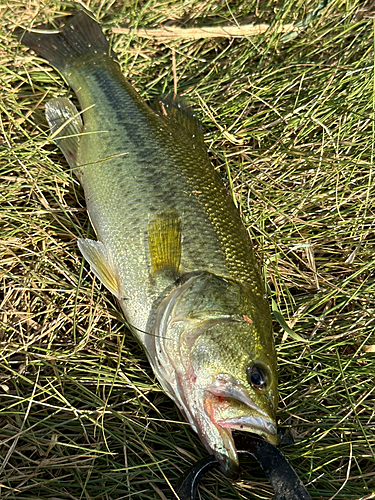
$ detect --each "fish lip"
[206,374,271,418]
[206,386,269,418]
[215,414,277,443]
[203,388,277,476]
[215,419,277,476]
[206,416,277,477]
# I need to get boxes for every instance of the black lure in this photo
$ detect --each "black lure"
[172,434,312,500]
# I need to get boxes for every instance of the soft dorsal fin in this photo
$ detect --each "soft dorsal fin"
[150,94,205,149]
[148,208,181,278]
[45,97,83,169]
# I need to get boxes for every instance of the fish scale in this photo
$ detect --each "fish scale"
[70,60,239,325]
[19,11,278,477]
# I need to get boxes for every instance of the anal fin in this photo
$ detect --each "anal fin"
[78,238,121,298]
[148,208,181,278]
[45,97,83,169]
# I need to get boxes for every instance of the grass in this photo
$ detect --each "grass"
[1,0,375,499]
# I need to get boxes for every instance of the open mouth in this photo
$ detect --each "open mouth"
[203,393,277,476]
[215,413,277,441]
[205,392,277,439]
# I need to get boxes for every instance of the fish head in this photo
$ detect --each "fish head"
[188,316,277,477]
[149,272,278,477]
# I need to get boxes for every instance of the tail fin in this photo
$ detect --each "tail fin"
[17,11,109,73]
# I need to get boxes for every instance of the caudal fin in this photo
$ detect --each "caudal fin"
[17,11,109,73]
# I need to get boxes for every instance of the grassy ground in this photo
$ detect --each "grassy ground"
[1,0,375,499]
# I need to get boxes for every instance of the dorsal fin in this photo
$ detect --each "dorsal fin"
[150,94,206,149]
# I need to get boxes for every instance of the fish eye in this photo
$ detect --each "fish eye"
[247,364,267,390]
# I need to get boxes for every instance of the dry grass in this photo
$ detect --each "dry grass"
[1,0,375,499]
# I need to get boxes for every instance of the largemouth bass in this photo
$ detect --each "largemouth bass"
[19,11,278,476]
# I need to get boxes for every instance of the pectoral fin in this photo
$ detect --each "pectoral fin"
[45,97,83,169]
[148,208,181,277]
[77,238,121,298]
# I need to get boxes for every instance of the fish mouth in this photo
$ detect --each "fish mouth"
[203,389,277,477]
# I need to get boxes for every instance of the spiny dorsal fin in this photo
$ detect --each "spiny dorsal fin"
[150,94,205,149]
[148,208,181,278]
[45,97,83,169]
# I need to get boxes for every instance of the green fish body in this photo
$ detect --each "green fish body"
[20,11,277,476]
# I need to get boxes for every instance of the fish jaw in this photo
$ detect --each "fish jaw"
[201,384,277,476]
[204,391,278,466]
[204,374,278,444]
[173,378,277,478]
